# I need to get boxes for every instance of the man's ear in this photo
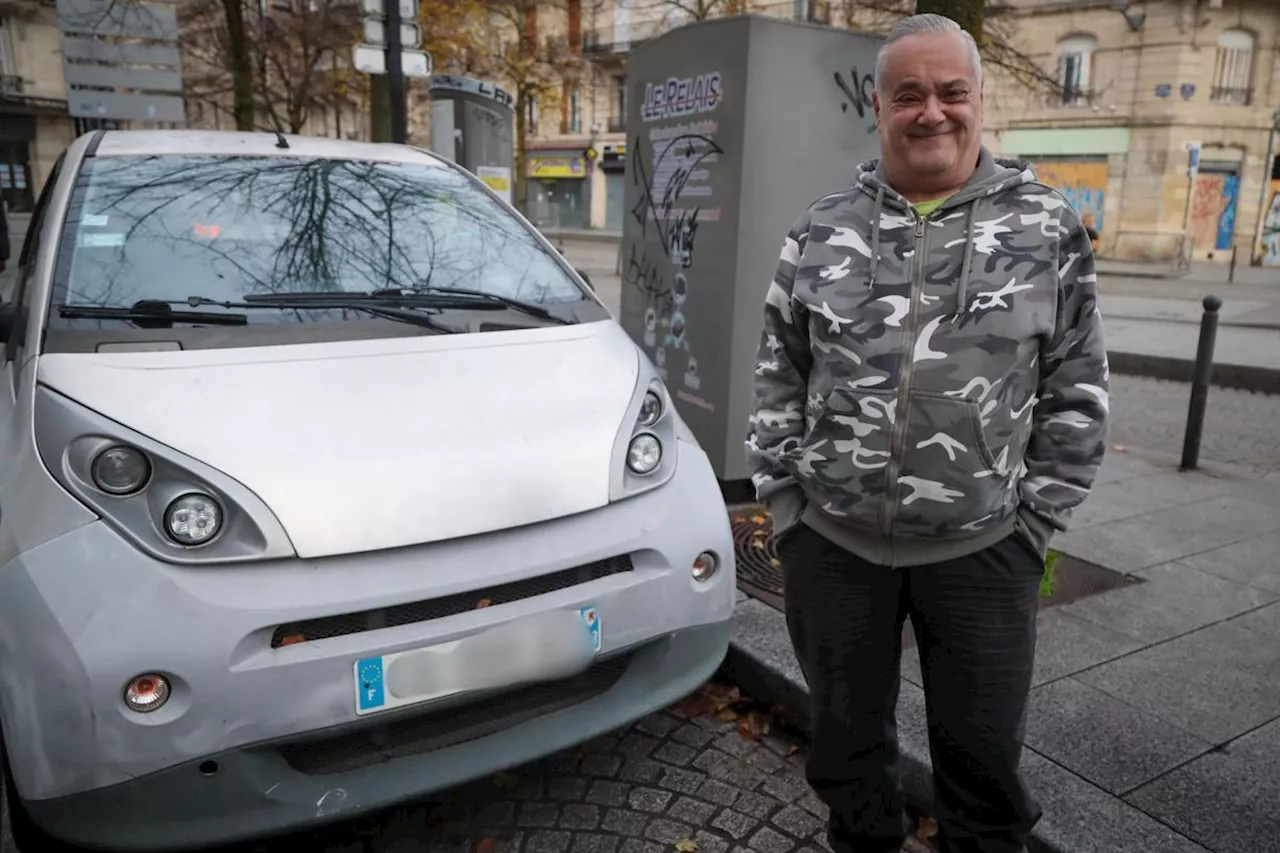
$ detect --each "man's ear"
[872,91,881,126]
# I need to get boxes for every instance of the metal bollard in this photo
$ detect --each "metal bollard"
[1180,294,1222,471]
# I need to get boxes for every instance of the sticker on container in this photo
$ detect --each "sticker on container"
[355,656,386,713]
[82,213,109,227]
[580,606,601,653]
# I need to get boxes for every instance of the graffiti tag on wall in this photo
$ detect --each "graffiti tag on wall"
[1262,181,1280,267]
[832,66,876,134]
[1032,160,1108,235]
[1190,172,1239,254]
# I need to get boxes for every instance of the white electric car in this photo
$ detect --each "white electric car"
[0,130,735,851]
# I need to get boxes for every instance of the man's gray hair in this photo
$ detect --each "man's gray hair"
[874,14,983,94]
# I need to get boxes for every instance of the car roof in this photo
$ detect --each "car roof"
[91,129,449,168]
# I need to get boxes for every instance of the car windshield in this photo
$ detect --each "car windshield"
[47,152,595,342]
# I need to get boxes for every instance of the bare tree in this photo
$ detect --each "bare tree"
[642,0,756,22]
[459,0,596,211]
[838,0,1063,96]
[179,0,362,134]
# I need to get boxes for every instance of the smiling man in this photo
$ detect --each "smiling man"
[745,13,1109,853]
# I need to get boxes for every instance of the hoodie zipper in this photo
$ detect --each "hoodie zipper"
[879,213,929,545]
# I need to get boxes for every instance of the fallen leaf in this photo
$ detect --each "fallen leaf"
[671,682,742,719]
[914,816,939,841]
[787,744,801,755]
[737,711,772,741]
[769,558,781,569]
[492,771,520,789]
[475,598,493,609]
[674,841,699,853]
[475,839,497,853]
[751,514,767,526]
[752,539,765,550]
[1112,444,1128,453]
[717,708,739,722]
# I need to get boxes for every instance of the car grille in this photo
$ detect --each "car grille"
[270,554,634,648]
[277,648,637,775]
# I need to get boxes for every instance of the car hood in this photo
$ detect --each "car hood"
[35,321,642,559]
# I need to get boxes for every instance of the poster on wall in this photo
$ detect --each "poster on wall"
[476,165,512,205]
[1030,159,1108,237]
[1262,180,1280,267]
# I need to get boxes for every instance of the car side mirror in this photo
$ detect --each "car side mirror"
[575,268,594,290]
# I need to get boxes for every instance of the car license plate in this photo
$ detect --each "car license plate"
[354,605,602,716]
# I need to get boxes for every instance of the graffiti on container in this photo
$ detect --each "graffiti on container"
[629,132,722,265]
[624,244,668,311]
[1261,182,1280,267]
[833,66,876,132]
[627,130,723,394]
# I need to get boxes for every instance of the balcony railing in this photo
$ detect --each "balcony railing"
[581,32,650,58]
[1049,87,1097,109]
[607,116,625,134]
[0,74,23,95]
[1210,86,1253,106]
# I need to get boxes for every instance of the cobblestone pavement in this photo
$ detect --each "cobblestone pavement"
[1108,373,1280,473]
[222,686,932,853]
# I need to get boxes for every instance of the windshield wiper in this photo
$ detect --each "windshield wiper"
[57,302,248,327]
[215,294,454,333]
[373,286,571,325]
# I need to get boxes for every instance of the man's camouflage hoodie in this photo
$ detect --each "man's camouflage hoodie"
[745,147,1110,568]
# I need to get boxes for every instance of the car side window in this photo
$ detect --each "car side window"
[5,153,63,367]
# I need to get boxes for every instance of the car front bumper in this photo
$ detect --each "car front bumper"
[26,621,730,852]
[0,438,735,850]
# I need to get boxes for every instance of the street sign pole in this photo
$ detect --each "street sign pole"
[385,0,407,143]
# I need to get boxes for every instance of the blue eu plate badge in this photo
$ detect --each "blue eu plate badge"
[581,606,602,653]
[355,657,386,713]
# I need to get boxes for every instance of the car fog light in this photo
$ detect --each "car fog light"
[638,390,663,427]
[627,433,662,475]
[91,445,151,495]
[692,551,719,582]
[164,493,223,546]
[124,673,170,713]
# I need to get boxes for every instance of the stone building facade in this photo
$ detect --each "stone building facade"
[0,2,79,214]
[983,0,1280,266]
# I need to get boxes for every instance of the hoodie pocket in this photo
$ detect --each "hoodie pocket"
[779,385,896,531]
[892,390,1016,538]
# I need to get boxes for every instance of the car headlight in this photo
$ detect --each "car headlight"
[164,493,223,546]
[638,391,663,427]
[91,445,151,495]
[627,433,662,475]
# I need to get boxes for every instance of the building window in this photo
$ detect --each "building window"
[1055,34,1097,107]
[1211,28,1254,105]
[610,75,626,133]
[526,96,538,136]
[564,87,582,134]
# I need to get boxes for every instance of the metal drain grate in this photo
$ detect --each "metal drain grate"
[727,504,1138,614]
[729,505,785,606]
[1042,553,1141,607]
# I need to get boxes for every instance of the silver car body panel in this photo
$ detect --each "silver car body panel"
[36,319,645,558]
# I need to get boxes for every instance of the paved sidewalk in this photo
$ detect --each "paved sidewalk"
[222,686,933,853]
[553,235,1280,394]
[728,445,1280,853]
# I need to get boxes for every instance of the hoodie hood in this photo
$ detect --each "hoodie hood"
[851,148,1038,313]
